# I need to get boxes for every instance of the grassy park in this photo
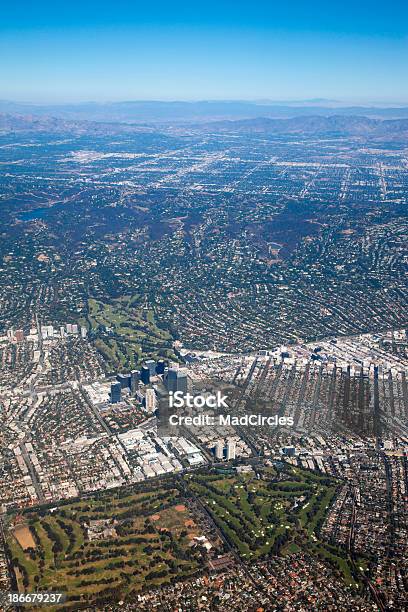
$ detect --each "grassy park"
[6,482,203,610]
[83,296,178,370]
[184,464,357,585]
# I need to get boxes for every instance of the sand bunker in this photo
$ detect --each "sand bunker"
[13,525,36,550]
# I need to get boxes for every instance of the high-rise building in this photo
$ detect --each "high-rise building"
[166,368,178,392]
[140,365,150,385]
[145,359,156,377]
[71,324,78,334]
[156,359,165,375]
[177,371,188,394]
[7,328,14,340]
[166,368,188,394]
[145,388,156,414]
[226,438,236,461]
[60,326,65,338]
[110,382,121,404]
[80,326,87,339]
[117,373,131,389]
[130,370,140,394]
[215,440,224,460]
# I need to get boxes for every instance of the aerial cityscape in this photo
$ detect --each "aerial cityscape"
[0,105,407,611]
[1,0,408,610]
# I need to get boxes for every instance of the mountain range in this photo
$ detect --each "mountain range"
[1,99,408,123]
[2,110,408,143]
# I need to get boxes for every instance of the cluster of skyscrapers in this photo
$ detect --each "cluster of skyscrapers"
[109,358,188,416]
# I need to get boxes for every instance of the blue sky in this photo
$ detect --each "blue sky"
[1,0,407,103]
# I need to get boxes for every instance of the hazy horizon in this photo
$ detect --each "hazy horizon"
[3,97,408,107]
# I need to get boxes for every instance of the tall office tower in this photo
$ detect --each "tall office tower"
[7,328,14,340]
[130,370,140,394]
[60,326,65,338]
[66,323,73,333]
[166,368,178,393]
[80,326,87,339]
[117,373,131,389]
[15,330,24,342]
[156,359,165,375]
[145,388,157,414]
[166,368,188,394]
[145,359,156,377]
[140,365,150,385]
[226,438,236,461]
[215,439,225,460]
[176,371,188,394]
[71,324,78,334]
[110,382,121,404]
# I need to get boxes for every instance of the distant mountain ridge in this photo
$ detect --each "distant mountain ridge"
[0,113,153,134]
[1,111,408,142]
[1,99,408,123]
[198,115,408,139]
